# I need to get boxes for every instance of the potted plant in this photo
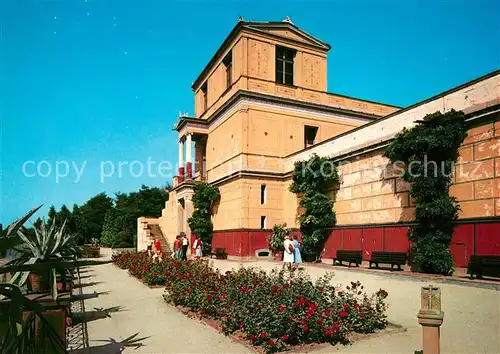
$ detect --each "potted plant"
[1,207,110,352]
[8,218,78,294]
[267,223,290,261]
[81,237,100,258]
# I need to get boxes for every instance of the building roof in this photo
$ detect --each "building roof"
[191,19,331,90]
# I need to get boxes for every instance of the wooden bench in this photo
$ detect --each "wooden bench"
[333,250,362,267]
[467,255,500,279]
[369,251,407,270]
[210,248,228,259]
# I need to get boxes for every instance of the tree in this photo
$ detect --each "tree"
[47,206,57,226]
[58,205,71,229]
[101,208,122,247]
[188,183,220,253]
[77,193,113,244]
[100,185,168,247]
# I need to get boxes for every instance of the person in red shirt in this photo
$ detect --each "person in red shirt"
[174,235,182,259]
[152,239,162,262]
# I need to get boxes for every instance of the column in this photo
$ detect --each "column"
[184,194,194,257]
[178,138,184,183]
[186,133,193,179]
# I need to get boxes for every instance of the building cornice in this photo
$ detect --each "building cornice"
[285,70,500,163]
[174,89,382,133]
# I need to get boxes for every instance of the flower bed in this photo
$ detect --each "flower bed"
[112,251,389,353]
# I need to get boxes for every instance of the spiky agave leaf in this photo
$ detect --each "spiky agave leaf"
[0,205,42,250]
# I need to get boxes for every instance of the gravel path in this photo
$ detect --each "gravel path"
[213,259,500,354]
[76,250,250,354]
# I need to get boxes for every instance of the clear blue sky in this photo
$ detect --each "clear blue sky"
[1,0,499,224]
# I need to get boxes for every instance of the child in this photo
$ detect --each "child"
[152,239,162,262]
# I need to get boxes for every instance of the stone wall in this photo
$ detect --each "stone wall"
[212,179,244,230]
[452,122,500,218]
[157,190,179,250]
[280,120,500,227]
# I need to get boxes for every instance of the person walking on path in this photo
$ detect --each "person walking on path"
[283,235,294,270]
[146,241,153,257]
[193,236,203,259]
[181,232,189,261]
[292,234,302,268]
[173,235,182,260]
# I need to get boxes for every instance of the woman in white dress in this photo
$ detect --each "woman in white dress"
[193,236,203,259]
[283,235,295,270]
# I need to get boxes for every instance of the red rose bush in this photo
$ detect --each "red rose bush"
[113,251,389,353]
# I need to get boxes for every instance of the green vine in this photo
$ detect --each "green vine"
[188,182,220,253]
[289,154,338,260]
[384,109,467,275]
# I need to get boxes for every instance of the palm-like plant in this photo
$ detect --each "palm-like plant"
[0,206,42,252]
[267,223,291,252]
[8,218,78,290]
[1,206,110,353]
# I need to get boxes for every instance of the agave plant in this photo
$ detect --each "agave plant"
[0,206,42,252]
[8,218,78,289]
[0,207,109,353]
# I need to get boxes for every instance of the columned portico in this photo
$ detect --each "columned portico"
[176,131,207,184]
[186,133,193,179]
[178,139,185,183]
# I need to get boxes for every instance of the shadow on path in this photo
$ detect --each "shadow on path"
[71,291,110,302]
[72,306,125,325]
[68,333,150,354]
[73,281,103,289]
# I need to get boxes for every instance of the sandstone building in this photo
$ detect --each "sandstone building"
[138,18,500,266]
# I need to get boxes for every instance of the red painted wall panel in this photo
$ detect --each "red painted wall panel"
[214,222,499,262]
[212,232,224,250]
[249,231,271,256]
[362,228,384,260]
[323,229,342,258]
[384,227,409,252]
[238,231,250,257]
[342,229,363,251]
[475,223,500,256]
[450,224,474,267]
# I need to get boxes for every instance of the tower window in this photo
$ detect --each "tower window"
[201,82,208,111]
[276,46,295,86]
[260,216,267,229]
[223,52,232,89]
[260,184,267,205]
[304,126,318,148]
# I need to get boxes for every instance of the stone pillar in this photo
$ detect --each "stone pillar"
[184,194,194,257]
[186,133,193,179]
[417,284,444,354]
[177,200,184,235]
[178,138,184,183]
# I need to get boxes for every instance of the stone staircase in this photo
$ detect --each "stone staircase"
[149,224,172,255]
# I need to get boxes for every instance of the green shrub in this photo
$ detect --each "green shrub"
[188,183,220,253]
[289,154,338,260]
[385,110,467,275]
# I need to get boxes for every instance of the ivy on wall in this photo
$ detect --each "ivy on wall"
[290,154,338,260]
[384,109,467,275]
[188,182,220,253]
